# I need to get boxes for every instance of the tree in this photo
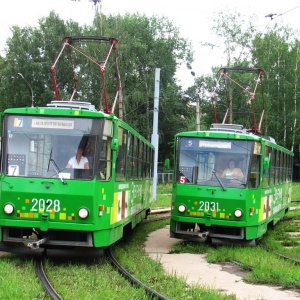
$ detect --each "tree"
[88,13,193,140]
[0,11,87,109]
[0,11,193,163]
[251,25,299,150]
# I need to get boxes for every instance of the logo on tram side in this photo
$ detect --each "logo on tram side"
[260,187,283,221]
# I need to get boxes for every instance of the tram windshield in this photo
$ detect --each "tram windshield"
[177,137,253,188]
[2,115,112,180]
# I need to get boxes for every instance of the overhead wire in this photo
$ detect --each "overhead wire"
[264,4,300,32]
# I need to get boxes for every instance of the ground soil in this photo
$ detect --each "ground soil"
[144,225,300,300]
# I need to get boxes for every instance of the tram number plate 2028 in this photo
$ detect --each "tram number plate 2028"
[198,201,219,212]
[31,198,61,213]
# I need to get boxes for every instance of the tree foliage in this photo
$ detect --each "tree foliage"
[251,26,300,150]
[2,9,300,165]
[199,11,300,155]
[0,11,193,162]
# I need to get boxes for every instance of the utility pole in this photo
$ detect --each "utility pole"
[196,93,200,131]
[151,68,160,201]
[17,73,34,107]
[191,71,201,131]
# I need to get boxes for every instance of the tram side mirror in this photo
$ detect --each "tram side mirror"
[111,138,119,151]
[164,158,170,171]
[263,157,270,170]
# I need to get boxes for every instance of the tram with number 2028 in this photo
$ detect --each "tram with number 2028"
[169,67,293,245]
[0,36,154,255]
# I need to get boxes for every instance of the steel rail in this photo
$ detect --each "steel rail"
[105,247,170,300]
[35,257,63,300]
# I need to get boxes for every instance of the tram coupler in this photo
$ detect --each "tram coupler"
[198,231,209,241]
[27,237,48,249]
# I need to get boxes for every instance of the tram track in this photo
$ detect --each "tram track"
[146,208,171,222]
[259,244,300,265]
[31,210,171,300]
[35,256,62,300]
[29,209,300,299]
[212,212,300,276]
[105,247,170,300]
[34,246,171,300]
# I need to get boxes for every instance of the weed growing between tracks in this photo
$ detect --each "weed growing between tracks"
[45,257,148,300]
[0,255,45,299]
[33,219,235,300]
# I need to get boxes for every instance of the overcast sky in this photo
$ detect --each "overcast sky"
[1,0,300,87]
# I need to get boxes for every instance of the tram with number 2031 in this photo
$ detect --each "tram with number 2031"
[0,36,154,255]
[168,67,293,245]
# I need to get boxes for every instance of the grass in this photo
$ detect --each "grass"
[0,256,46,299]
[0,182,300,299]
[111,219,235,300]
[151,183,172,209]
[169,210,300,290]
[0,220,234,300]
[292,181,300,202]
[168,182,300,291]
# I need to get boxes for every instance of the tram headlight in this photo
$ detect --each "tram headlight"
[234,209,243,218]
[78,208,89,219]
[178,204,186,213]
[4,203,14,215]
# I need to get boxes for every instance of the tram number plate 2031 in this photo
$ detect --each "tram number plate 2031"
[198,201,219,212]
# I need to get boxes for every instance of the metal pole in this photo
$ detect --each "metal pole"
[151,68,160,201]
[17,73,34,107]
[196,93,200,131]
[190,71,200,131]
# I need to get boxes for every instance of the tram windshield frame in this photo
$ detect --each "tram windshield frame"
[2,115,111,180]
[177,137,254,188]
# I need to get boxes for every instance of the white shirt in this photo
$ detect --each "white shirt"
[68,156,88,169]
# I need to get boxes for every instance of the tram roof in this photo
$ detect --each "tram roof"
[175,124,293,154]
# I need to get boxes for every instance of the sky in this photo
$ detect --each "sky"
[1,0,300,87]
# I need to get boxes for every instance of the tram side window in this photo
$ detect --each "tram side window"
[116,127,127,181]
[247,141,261,189]
[269,148,275,187]
[287,155,293,181]
[263,146,271,188]
[132,136,138,179]
[142,143,147,179]
[249,154,260,189]
[283,153,287,182]
[138,141,143,179]
[147,146,154,179]
[126,133,137,180]
[97,136,112,181]
[126,133,131,180]
[275,149,280,185]
[279,151,284,184]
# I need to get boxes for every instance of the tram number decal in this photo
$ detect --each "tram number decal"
[31,198,61,212]
[198,201,219,212]
[178,176,187,183]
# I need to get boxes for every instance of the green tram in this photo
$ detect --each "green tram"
[0,37,154,254]
[170,126,293,244]
[170,67,294,244]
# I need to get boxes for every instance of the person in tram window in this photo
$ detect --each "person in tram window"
[221,159,243,180]
[66,147,89,169]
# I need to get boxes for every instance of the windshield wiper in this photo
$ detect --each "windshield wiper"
[47,148,66,184]
[47,147,53,173]
[212,170,226,191]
